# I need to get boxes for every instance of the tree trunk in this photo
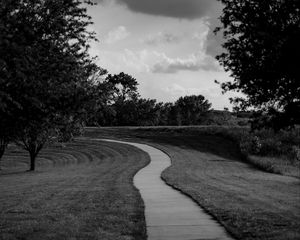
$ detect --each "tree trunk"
[0,143,7,170]
[29,151,36,171]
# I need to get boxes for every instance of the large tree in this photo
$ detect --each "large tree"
[216,0,300,129]
[0,0,100,170]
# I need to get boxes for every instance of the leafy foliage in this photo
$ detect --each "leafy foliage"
[0,0,101,170]
[174,95,212,125]
[216,0,300,129]
[86,75,214,127]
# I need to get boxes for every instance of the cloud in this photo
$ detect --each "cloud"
[147,24,222,73]
[115,0,218,19]
[122,49,150,72]
[164,84,234,109]
[165,84,218,97]
[152,52,221,74]
[164,84,189,96]
[203,4,225,57]
[104,26,130,44]
[97,49,151,73]
[144,32,180,46]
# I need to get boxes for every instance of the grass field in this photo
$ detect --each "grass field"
[0,139,149,240]
[1,126,299,240]
[85,127,300,240]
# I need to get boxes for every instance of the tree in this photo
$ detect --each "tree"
[106,72,139,103]
[106,73,139,126]
[0,112,17,170]
[135,99,162,126]
[174,95,212,125]
[216,0,300,129]
[157,102,174,126]
[0,0,100,170]
[85,72,139,126]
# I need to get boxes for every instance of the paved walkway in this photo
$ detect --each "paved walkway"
[103,139,234,240]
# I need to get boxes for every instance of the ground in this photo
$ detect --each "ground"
[0,139,149,240]
[85,127,300,240]
[0,127,299,240]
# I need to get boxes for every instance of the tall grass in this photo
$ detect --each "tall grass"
[186,126,300,177]
[133,126,300,177]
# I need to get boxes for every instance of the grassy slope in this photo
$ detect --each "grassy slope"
[0,139,150,240]
[85,127,300,240]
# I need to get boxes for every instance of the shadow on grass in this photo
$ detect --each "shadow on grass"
[84,127,243,162]
[0,169,36,176]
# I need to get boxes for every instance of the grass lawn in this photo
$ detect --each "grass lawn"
[0,139,150,240]
[85,127,300,240]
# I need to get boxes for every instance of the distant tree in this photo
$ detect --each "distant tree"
[174,95,212,125]
[216,0,300,129]
[202,110,234,126]
[85,72,140,126]
[135,98,162,126]
[0,0,100,170]
[106,73,140,125]
[157,102,174,126]
[106,72,139,103]
[168,103,182,126]
[84,75,214,127]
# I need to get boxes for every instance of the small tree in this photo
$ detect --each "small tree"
[216,0,300,129]
[0,0,100,170]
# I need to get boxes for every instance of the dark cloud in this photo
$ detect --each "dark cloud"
[96,0,218,19]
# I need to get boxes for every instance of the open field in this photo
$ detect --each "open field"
[0,139,149,240]
[1,126,299,240]
[85,127,300,240]
[85,126,300,178]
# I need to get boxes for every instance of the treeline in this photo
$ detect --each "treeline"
[86,73,212,126]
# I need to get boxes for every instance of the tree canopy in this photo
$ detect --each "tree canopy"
[216,0,300,129]
[175,95,212,125]
[0,0,101,170]
[86,75,213,127]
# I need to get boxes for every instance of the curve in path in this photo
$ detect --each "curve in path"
[102,139,234,240]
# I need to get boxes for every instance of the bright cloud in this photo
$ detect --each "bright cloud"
[104,26,130,44]
[152,53,221,74]
[150,25,220,74]
[143,32,180,45]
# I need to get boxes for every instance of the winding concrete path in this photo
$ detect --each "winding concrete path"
[103,139,234,240]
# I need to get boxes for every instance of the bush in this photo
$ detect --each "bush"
[238,128,300,162]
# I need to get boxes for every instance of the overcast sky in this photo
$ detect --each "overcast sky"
[87,0,237,110]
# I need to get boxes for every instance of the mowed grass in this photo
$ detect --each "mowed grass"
[85,127,300,240]
[0,139,150,240]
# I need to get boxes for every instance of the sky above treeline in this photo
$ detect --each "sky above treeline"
[87,0,238,110]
